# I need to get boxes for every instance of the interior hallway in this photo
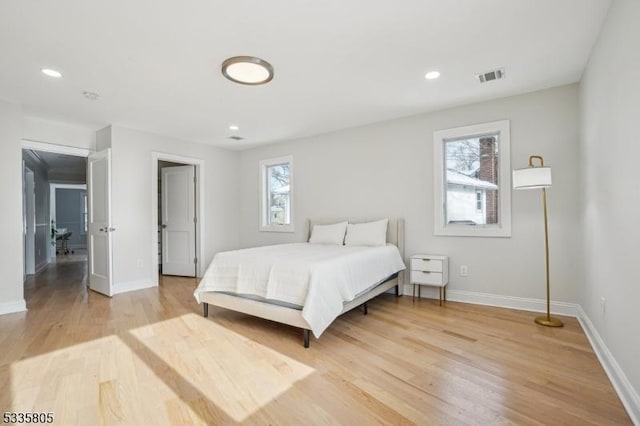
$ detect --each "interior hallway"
[23,249,89,308]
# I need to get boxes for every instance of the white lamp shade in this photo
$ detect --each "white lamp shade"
[513,167,552,189]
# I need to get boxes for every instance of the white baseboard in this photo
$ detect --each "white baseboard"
[402,285,579,317]
[0,299,27,315]
[576,306,640,424]
[112,280,157,295]
[35,260,48,274]
[446,289,580,317]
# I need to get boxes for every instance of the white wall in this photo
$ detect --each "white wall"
[579,0,640,419]
[108,126,240,291]
[96,126,111,151]
[239,85,581,303]
[0,100,25,314]
[23,116,96,150]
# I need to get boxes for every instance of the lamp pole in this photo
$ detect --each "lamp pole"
[531,156,563,327]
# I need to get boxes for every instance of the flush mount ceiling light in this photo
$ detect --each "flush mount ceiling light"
[425,71,440,80]
[221,56,274,85]
[229,124,239,131]
[41,68,62,78]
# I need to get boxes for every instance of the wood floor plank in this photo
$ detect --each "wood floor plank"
[0,255,631,425]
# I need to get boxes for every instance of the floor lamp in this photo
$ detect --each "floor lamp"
[513,155,563,327]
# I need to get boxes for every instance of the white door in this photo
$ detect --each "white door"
[161,165,196,277]
[88,149,113,296]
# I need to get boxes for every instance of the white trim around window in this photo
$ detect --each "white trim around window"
[259,155,294,233]
[433,120,512,237]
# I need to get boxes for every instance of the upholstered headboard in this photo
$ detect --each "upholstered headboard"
[306,218,405,258]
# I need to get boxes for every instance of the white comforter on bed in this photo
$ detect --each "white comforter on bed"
[194,243,405,337]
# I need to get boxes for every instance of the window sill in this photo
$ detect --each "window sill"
[434,224,511,238]
[260,224,295,233]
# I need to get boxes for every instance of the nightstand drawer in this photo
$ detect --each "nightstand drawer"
[410,270,444,286]
[411,257,443,272]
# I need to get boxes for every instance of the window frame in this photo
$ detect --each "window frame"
[475,190,483,212]
[433,120,511,237]
[259,155,294,233]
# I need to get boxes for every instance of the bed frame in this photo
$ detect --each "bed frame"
[199,218,405,348]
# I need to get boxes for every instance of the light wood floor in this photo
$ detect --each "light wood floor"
[0,259,631,425]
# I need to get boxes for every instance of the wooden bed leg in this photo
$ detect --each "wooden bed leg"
[395,284,399,297]
[303,330,310,348]
[203,303,209,318]
[363,302,368,315]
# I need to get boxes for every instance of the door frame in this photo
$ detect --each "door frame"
[151,152,205,284]
[21,140,91,274]
[23,164,36,275]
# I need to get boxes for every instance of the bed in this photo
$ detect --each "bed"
[194,218,405,347]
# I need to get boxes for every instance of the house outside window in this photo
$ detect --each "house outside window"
[433,120,511,237]
[260,155,294,232]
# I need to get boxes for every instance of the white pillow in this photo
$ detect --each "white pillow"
[309,221,348,245]
[344,219,389,246]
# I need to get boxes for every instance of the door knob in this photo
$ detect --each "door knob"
[161,224,167,228]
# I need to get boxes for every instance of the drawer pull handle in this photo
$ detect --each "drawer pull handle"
[421,259,431,261]
[422,271,431,274]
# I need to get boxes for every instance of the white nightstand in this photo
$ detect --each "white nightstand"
[410,255,449,305]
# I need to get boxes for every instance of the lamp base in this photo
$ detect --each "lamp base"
[535,316,564,327]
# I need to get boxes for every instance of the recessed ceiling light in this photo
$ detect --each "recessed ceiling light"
[83,91,100,100]
[425,71,440,80]
[229,125,239,131]
[222,56,274,85]
[41,68,62,78]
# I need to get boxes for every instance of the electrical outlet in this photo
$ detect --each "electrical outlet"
[600,297,606,316]
[460,265,468,277]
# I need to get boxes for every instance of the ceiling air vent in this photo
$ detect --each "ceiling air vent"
[228,135,244,141]
[477,68,505,83]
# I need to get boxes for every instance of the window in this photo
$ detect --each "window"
[260,155,294,232]
[433,120,511,237]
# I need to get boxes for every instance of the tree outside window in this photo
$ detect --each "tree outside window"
[260,156,294,232]
[267,164,290,225]
[445,135,499,225]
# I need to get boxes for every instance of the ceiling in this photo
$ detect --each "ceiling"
[0,0,611,149]
[27,150,87,177]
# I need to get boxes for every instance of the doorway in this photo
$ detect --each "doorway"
[50,183,88,257]
[151,153,204,282]
[21,141,90,301]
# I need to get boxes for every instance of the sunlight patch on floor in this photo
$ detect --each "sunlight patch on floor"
[9,314,315,424]
[127,313,316,423]
[8,335,173,425]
